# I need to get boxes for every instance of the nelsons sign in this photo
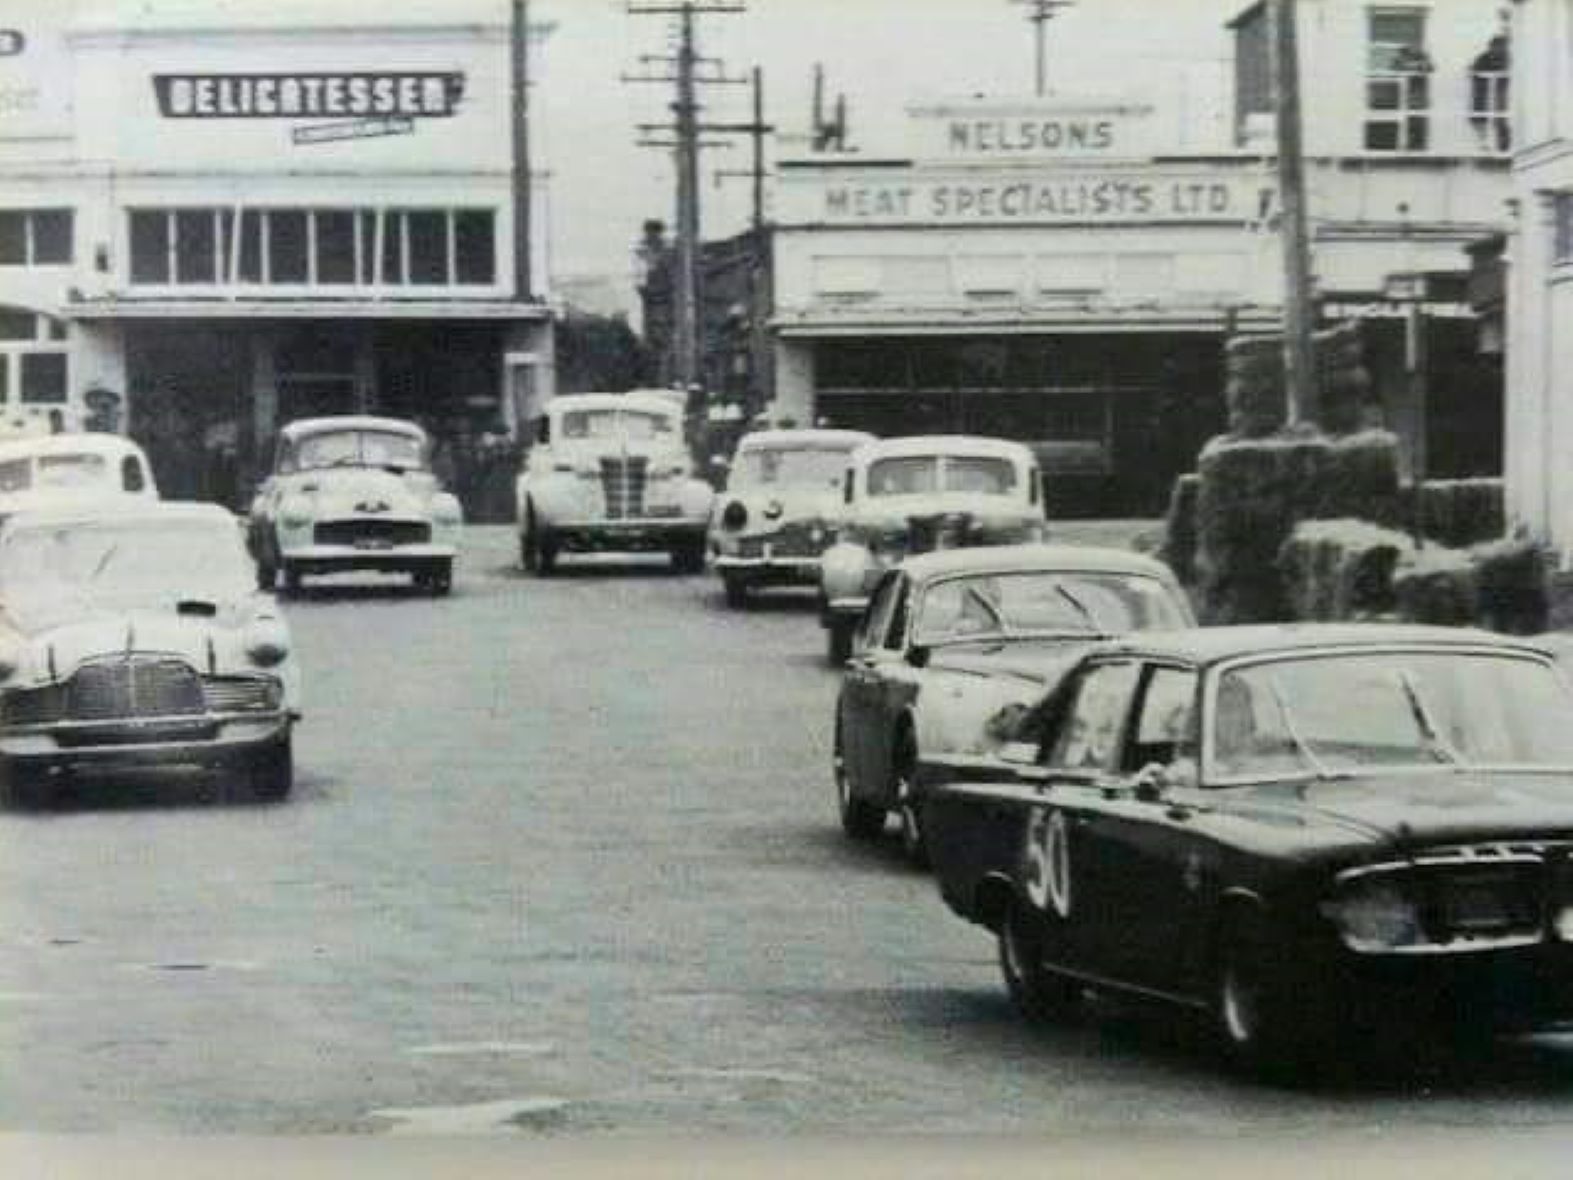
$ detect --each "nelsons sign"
[907,101,1155,160]
[153,73,465,119]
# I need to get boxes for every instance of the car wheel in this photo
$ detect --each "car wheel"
[281,561,303,597]
[426,559,453,597]
[834,719,883,841]
[1214,916,1323,1079]
[998,898,1082,1023]
[892,732,929,870]
[520,528,536,573]
[827,617,855,665]
[1,760,53,810]
[246,733,294,802]
[722,573,749,609]
[256,559,277,591]
[671,539,705,575]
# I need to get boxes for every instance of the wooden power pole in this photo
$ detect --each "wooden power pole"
[1270,0,1318,425]
[511,0,533,301]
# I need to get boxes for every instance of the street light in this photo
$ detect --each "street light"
[1383,270,1431,547]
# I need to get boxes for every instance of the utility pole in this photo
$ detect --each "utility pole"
[511,0,533,301]
[1010,0,1076,96]
[625,2,747,407]
[1269,0,1318,425]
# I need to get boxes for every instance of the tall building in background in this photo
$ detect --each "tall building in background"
[0,0,555,507]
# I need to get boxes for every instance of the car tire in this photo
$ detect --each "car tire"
[256,559,277,592]
[827,617,855,665]
[247,733,294,803]
[424,559,453,597]
[722,573,749,609]
[281,561,303,597]
[1214,915,1324,1080]
[998,898,1082,1024]
[671,539,705,576]
[834,718,883,841]
[1,760,53,810]
[892,731,929,870]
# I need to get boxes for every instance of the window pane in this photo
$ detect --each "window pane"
[1369,10,1425,47]
[0,213,22,265]
[454,211,494,284]
[268,211,308,283]
[1364,121,1400,150]
[0,354,8,402]
[129,211,170,283]
[1406,75,1429,109]
[358,213,377,284]
[45,316,66,341]
[381,212,405,284]
[1367,80,1400,111]
[238,211,263,282]
[175,209,217,284]
[0,310,35,340]
[1405,116,1429,150]
[31,211,71,264]
[20,353,67,403]
[316,211,355,285]
[407,211,448,284]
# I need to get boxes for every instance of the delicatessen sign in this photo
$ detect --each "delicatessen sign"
[153,72,464,119]
[787,172,1270,225]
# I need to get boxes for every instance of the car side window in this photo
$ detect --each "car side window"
[857,573,900,653]
[843,467,855,505]
[1122,665,1200,773]
[1044,661,1141,774]
[121,455,145,493]
[883,578,910,651]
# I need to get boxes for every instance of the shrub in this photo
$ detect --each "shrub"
[1472,538,1548,635]
[1410,478,1505,548]
[1223,335,1285,439]
[1393,546,1477,626]
[1158,473,1200,585]
[1277,519,1414,622]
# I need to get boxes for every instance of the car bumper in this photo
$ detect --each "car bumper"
[821,595,870,627]
[714,554,822,584]
[548,520,707,551]
[278,542,456,570]
[0,711,294,770]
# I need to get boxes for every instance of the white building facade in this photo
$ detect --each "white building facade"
[1506,0,1573,552]
[0,0,554,504]
[769,0,1510,513]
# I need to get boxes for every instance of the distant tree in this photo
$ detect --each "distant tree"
[556,311,651,393]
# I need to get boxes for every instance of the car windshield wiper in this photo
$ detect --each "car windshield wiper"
[1054,583,1108,634]
[1397,670,1469,768]
[89,542,120,583]
[1266,676,1345,781]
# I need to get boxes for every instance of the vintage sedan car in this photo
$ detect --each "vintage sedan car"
[833,544,1194,865]
[0,501,301,806]
[249,416,462,596]
[0,432,159,525]
[516,390,715,575]
[818,435,1045,663]
[709,428,875,607]
[924,623,1573,1075]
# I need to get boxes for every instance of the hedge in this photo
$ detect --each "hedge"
[1223,335,1285,439]
[1472,538,1548,635]
[1409,478,1505,549]
[1158,473,1200,585]
[1392,546,1478,627]
[1193,429,1402,623]
[1277,518,1414,622]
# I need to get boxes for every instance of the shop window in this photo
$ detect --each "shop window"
[176,209,218,285]
[1469,30,1511,152]
[0,209,72,266]
[268,211,308,283]
[407,211,449,285]
[358,213,378,284]
[130,211,172,284]
[0,310,34,340]
[238,211,264,283]
[316,211,356,285]
[454,211,495,285]
[1364,8,1431,151]
[381,213,406,285]
[19,353,66,404]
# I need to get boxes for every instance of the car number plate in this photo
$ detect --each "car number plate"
[762,542,773,561]
[354,538,394,550]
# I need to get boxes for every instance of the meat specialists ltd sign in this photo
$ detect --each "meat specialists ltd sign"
[152,72,465,144]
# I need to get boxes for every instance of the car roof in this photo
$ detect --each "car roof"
[280,415,426,440]
[850,434,1034,463]
[0,432,148,461]
[2,499,238,534]
[1086,622,1553,667]
[735,428,875,451]
[546,390,685,415]
[898,543,1179,584]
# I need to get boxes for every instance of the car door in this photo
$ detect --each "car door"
[1072,662,1206,994]
[840,571,903,798]
[865,574,920,804]
[1017,658,1142,977]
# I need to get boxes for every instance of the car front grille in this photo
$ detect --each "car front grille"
[200,676,282,714]
[66,657,206,722]
[600,457,648,519]
[314,519,432,547]
[738,521,831,559]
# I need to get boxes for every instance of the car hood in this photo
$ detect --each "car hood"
[927,637,1101,685]
[0,599,269,683]
[720,487,845,530]
[850,494,1031,526]
[1231,771,1573,847]
[286,468,431,514]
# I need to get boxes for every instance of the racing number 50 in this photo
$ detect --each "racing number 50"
[1023,807,1071,919]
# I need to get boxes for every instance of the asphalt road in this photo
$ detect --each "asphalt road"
[4,524,1573,1137]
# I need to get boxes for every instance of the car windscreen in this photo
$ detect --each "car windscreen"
[914,571,1190,643]
[866,455,1016,497]
[0,519,254,615]
[560,409,673,442]
[731,447,850,490]
[1210,651,1573,779]
[36,453,109,489]
[293,430,426,471]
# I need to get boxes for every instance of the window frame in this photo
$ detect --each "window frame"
[1362,6,1431,153]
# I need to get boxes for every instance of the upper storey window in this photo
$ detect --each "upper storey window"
[1364,7,1432,151]
[1468,30,1511,152]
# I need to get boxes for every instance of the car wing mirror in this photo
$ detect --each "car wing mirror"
[1132,762,1168,802]
[906,643,931,669]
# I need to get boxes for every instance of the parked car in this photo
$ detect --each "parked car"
[515,391,715,574]
[0,432,158,526]
[923,623,1573,1075]
[0,501,301,805]
[834,544,1194,865]
[248,416,462,596]
[709,428,875,607]
[819,435,1046,663]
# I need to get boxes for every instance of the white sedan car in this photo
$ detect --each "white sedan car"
[0,432,159,526]
[0,502,301,806]
[249,416,463,596]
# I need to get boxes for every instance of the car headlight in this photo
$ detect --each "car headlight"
[721,500,748,530]
[279,496,314,529]
[1321,876,1423,952]
[243,618,291,667]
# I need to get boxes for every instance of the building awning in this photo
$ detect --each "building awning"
[771,302,1281,337]
[63,297,555,322]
